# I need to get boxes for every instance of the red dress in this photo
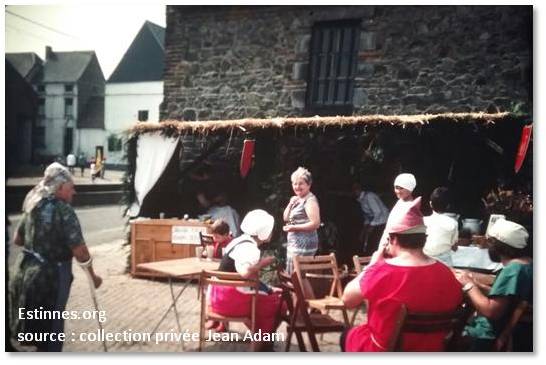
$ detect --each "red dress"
[345,261,463,352]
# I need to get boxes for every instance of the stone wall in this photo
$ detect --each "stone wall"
[161,5,531,120]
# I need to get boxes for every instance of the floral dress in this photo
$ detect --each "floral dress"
[9,197,84,351]
[286,192,319,274]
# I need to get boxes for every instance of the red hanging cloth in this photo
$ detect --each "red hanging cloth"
[240,139,255,178]
[514,124,532,174]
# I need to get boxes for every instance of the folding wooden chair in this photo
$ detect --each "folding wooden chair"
[276,268,307,352]
[387,302,472,351]
[493,300,532,351]
[353,255,372,273]
[198,270,259,351]
[348,255,372,325]
[278,270,346,351]
[292,253,350,326]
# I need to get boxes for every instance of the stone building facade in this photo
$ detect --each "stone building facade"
[161,5,531,121]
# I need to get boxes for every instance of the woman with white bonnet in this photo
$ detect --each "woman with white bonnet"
[455,218,532,351]
[378,172,417,247]
[9,162,102,352]
[282,167,321,274]
[209,209,281,351]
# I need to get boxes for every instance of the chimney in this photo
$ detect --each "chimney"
[45,46,55,60]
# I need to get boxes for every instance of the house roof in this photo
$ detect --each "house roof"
[5,52,43,81]
[42,51,96,83]
[127,112,519,137]
[108,20,165,83]
[78,95,105,129]
[146,21,165,52]
[5,60,38,106]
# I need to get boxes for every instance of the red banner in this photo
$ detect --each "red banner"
[514,124,532,173]
[240,139,255,178]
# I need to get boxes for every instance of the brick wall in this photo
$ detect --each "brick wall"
[161,5,531,120]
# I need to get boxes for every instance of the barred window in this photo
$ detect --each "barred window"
[65,98,73,117]
[108,134,123,152]
[138,110,149,122]
[306,19,360,116]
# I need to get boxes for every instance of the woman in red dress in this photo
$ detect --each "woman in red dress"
[209,209,281,351]
[341,197,463,352]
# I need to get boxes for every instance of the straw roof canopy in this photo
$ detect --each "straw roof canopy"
[127,112,519,137]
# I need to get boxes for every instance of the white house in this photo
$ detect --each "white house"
[6,48,106,162]
[105,21,165,166]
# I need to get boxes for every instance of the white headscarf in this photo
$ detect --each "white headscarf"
[22,162,73,213]
[394,173,417,192]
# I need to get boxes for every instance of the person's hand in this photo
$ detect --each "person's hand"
[282,224,294,232]
[261,256,275,267]
[92,274,103,289]
[287,196,299,209]
[454,270,473,285]
[370,240,389,265]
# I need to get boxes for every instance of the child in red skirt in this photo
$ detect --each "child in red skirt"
[206,219,234,332]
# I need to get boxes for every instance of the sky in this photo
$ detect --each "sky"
[5,4,166,79]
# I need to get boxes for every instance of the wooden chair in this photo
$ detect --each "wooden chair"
[353,255,372,273]
[292,253,350,326]
[348,255,373,325]
[276,269,307,351]
[278,270,346,351]
[198,270,259,351]
[387,302,472,352]
[199,232,215,246]
[493,300,532,351]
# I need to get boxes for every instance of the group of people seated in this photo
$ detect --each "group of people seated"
[203,168,532,352]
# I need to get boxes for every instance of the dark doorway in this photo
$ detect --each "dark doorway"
[64,127,73,155]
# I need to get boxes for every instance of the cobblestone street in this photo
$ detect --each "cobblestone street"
[53,240,353,352]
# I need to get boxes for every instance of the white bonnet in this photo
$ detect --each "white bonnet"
[487,218,528,249]
[240,209,275,241]
[394,173,417,192]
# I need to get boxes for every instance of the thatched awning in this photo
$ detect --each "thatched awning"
[127,112,518,136]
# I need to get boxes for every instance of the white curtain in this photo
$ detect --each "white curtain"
[128,132,180,217]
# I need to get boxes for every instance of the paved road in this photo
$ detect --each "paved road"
[7,205,128,269]
[7,204,128,247]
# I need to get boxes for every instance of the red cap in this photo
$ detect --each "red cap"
[388,197,427,234]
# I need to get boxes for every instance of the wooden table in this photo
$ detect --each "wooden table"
[138,257,221,278]
[137,257,221,349]
[131,219,211,278]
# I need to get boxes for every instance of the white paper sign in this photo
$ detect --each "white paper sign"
[171,225,207,245]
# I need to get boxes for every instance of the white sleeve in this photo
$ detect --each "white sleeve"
[230,242,260,275]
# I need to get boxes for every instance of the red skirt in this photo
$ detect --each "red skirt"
[210,285,281,333]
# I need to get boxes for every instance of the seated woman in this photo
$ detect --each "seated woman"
[455,219,532,351]
[209,209,281,351]
[341,197,463,352]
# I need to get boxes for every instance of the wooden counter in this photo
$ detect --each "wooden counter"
[130,219,210,278]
